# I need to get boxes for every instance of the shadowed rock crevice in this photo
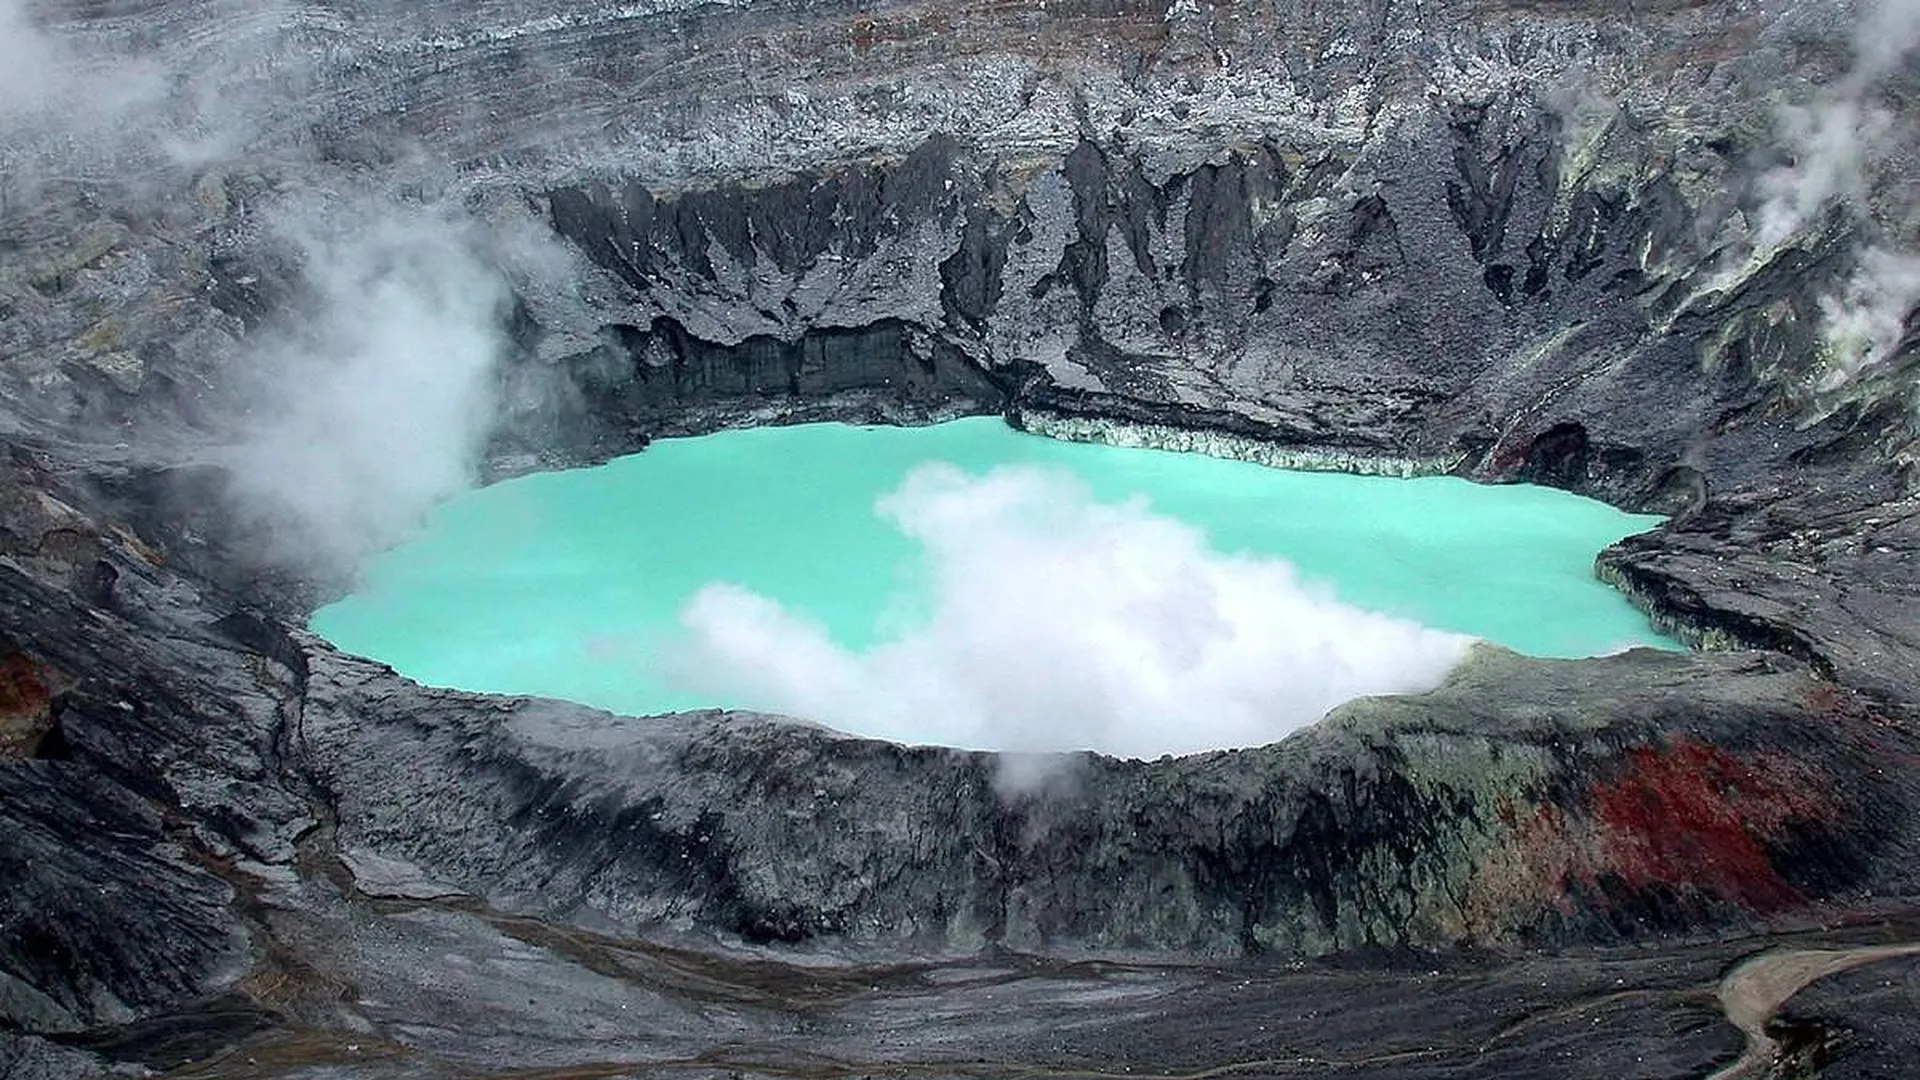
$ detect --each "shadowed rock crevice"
[495,314,1013,466]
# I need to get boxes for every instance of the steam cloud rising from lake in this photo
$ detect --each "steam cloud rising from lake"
[666,465,1472,759]
[224,199,518,568]
[0,1,570,570]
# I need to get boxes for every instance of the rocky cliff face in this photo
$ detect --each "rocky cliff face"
[5,0,1920,1075]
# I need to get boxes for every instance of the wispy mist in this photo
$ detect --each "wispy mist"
[0,0,63,115]
[0,1,169,120]
[665,465,1472,759]
[223,196,530,568]
[0,0,172,189]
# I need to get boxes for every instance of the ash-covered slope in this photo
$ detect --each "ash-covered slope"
[5,0,1920,1076]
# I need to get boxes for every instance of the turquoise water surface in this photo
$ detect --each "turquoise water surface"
[310,417,1673,744]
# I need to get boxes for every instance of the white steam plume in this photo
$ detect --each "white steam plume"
[1754,0,1920,382]
[1754,97,1893,249]
[664,465,1472,760]
[1756,0,1920,245]
[1854,0,1920,83]
[224,197,518,568]
[0,4,571,568]
[1818,246,1920,387]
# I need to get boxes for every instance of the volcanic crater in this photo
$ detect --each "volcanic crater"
[5,0,1920,1076]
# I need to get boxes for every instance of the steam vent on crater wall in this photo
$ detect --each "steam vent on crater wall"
[6,0,1920,1076]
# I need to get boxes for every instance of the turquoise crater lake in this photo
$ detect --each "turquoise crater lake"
[310,417,1674,756]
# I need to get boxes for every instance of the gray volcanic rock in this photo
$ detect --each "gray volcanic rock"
[0,761,247,1033]
[1774,951,1920,1076]
[1602,482,1920,701]
[301,644,1919,956]
[4,0,1920,1075]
